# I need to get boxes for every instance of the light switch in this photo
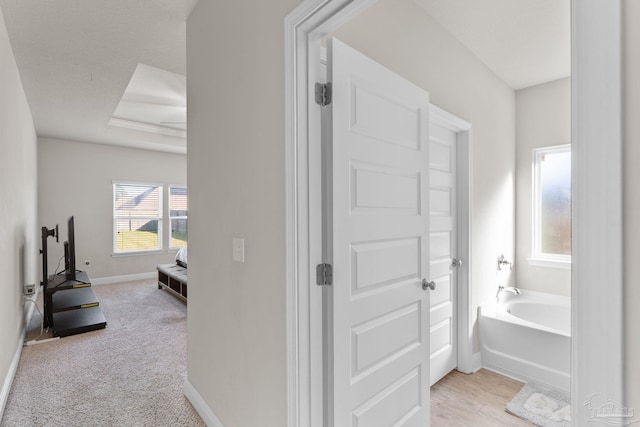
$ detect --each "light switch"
[232,238,245,262]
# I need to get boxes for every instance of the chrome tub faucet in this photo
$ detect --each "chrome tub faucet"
[496,285,521,301]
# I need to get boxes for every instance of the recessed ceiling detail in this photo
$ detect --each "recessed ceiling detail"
[0,0,197,154]
[109,63,186,138]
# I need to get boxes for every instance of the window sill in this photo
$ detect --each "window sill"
[112,250,166,257]
[527,257,571,270]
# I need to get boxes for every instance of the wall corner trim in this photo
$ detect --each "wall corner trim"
[571,0,624,423]
[184,378,225,427]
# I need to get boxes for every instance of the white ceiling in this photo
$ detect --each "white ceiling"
[0,0,569,154]
[110,63,187,136]
[0,0,198,154]
[414,0,570,90]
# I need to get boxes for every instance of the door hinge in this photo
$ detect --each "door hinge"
[315,82,332,106]
[316,263,333,286]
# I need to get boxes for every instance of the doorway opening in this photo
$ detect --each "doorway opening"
[285,1,624,425]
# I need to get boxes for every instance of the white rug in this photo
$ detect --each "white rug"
[506,382,571,427]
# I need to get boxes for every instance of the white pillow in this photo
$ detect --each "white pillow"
[175,246,188,267]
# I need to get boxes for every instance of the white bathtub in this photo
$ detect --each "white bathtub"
[479,290,570,392]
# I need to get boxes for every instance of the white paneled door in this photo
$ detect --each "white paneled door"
[326,38,432,426]
[428,118,458,386]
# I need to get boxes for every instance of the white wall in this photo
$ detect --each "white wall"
[0,4,38,415]
[37,138,186,280]
[515,78,571,296]
[186,0,297,425]
[332,0,516,350]
[624,0,640,413]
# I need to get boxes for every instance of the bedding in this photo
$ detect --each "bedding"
[175,245,188,268]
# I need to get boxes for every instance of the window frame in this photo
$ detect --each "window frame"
[112,181,164,255]
[529,144,572,269]
[168,185,188,249]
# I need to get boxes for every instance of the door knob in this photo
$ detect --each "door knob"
[452,258,463,268]
[422,279,436,291]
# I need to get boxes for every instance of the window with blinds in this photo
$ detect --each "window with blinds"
[113,183,163,253]
[169,186,188,248]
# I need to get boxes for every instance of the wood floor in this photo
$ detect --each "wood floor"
[431,369,534,426]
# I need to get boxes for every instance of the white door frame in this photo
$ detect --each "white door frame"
[429,105,474,375]
[570,1,624,425]
[284,1,624,426]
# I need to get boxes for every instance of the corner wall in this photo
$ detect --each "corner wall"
[515,78,571,296]
[332,0,516,350]
[37,138,186,280]
[0,4,38,416]
[624,0,640,413]
[186,0,298,425]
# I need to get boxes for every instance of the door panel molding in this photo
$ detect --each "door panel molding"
[327,37,431,425]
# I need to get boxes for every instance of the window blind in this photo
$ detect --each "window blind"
[169,186,188,248]
[113,183,163,253]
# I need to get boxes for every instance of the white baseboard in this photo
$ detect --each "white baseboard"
[0,332,23,420]
[457,350,483,374]
[2,286,46,419]
[184,378,225,427]
[470,351,482,373]
[482,365,526,382]
[91,272,156,285]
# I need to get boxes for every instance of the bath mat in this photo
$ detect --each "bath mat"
[506,382,571,427]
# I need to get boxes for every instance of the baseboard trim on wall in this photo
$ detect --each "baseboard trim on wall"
[91,272,156,285]
[457,351,482,374]
[0,333,23,421]
[470,352,482,373]
[1,285,45,419]
[184,378,225,427]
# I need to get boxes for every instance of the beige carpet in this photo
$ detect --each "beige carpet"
[1,279,205,427]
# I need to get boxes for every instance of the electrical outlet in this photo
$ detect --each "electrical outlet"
[24,284,35,296]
